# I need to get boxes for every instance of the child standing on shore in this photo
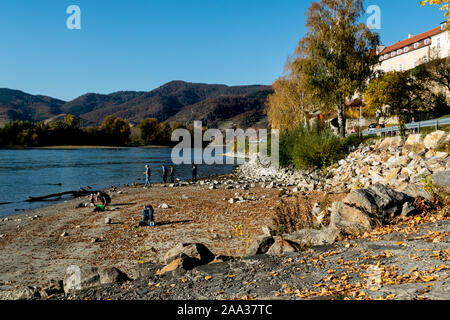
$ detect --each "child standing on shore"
[139,205,155,227]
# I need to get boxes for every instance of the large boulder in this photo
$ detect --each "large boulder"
[379,136,402,149]
[433,171,450,204]
[163,243,215,270]
[245,236,275,256]
[424,131,447,150]
[63,266,129,294]
[330,202,373,236]
[343,184,414,220]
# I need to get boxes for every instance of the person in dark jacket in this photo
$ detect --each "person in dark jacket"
[162,165,168,183]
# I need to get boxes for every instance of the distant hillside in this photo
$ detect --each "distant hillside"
[0,88,66,125]
[168,89,273,128]
[0,81,272,128]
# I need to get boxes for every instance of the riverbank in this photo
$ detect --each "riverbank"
[0,131,448,300]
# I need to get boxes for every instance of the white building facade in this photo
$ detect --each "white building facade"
[377,22,450,73]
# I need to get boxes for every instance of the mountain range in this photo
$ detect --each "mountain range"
[0,81,272,128]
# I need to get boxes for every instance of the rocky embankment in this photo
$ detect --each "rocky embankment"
[6,131,450,300]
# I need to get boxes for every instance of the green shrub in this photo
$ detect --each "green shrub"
[280,126,365,170]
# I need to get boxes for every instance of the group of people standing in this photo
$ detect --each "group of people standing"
[143,163,198,188]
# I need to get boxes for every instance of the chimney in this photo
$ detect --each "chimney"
[408,34,414,39]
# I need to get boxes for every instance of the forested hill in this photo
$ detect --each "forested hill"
[0,81,272,128]
[0,88,66,124]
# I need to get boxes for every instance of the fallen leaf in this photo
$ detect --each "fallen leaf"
[204,276,212,281]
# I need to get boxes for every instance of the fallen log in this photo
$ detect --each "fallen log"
[27,189,99,203]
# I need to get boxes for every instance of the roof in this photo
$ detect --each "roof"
[379,25,443,58]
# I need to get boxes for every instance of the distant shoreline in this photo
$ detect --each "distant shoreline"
[0,145,170,150]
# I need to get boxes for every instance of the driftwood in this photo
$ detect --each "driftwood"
[27,188,98,203]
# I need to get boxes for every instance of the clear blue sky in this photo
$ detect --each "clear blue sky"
[0,0,445,101]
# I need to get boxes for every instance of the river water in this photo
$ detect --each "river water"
[0,147,237,217]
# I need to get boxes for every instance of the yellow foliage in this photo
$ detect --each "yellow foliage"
[420,0,450,21]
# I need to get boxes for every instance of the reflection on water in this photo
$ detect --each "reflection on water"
[0,147,237,217]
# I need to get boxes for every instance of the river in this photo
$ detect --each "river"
[0,147,237,217]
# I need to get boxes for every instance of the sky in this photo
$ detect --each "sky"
[0,0,446,101]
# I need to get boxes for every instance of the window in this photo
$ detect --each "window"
[384,54,388,59]
[397,49,402,55]
[404,47,409,53]
[379,56,383,61]
[414,42,419,49]
[423,56,428,63]
[437,38,441,50]
[391,52,395,57]
[424,39,430,45]
[399,64,403,71]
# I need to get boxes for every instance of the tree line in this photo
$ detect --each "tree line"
[0,115,188,148]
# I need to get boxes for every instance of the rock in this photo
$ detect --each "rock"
[343,184,414,219]
[181,195,189,200]
[63,266,129,294]
[433,171,450,204]
[405,134,424,149]
[384,168,402,184]
[398,183,433,202]
[424,131,447,150]
[283,226,340,247]
[163,243,215,270]
[330,202,373,236]
[435,152,449,160]
[267,238,298,256]
[261,225,277,237]
[245,236,275,256]
[60,232,68,237]
[98,267,130,284]
[105,218,112,225]
[401,202,416,217]
[379,136,402,149]
[158,204,170,209]
[132,262,164,279]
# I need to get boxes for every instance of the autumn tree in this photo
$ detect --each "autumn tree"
[139,118,160,145]
[425,57,450,92]
[363,71,413,118]
[64,114,80,128]
[266,72,313,132]
[290,0,380,137]
[101,116,131,145]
